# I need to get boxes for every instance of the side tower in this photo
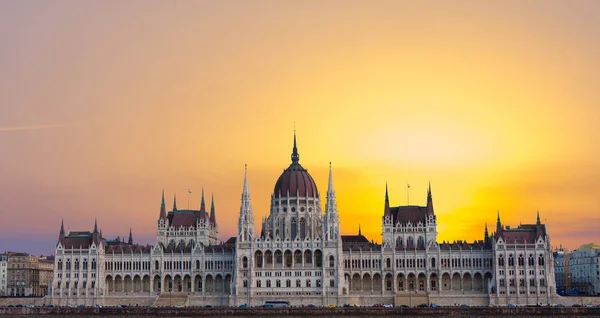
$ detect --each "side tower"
[382,183,437,249]
[234,165,254,297]
[323,163,344,297]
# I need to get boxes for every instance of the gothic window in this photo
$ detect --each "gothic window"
[286,279,291,288]
[256,280,261,288]
[386,258,391,269]
[540,278,546,287]
[306,279,311,287]
[83,259,88,270]
[396,237,403,248]
[300,218,306,239]
[275,251,283,264]
[242,256,248,268]
[431,257,436,268]
[498,255,504,266]
[243,280,248,288]
[291,218,297,239]
[407,236,414,247]
[329,255,335,268]
[529,278,535,287]
[518,254,524,267]
[66,259,71,270]
[296,279,301,287]
[315,250,323,267]
[528,254,534,266]
[196,260,200,270]
[276,279,281,288]
[266,280,271,288]
[538,255,545,266]
[255,251,263,268]
[417,236,425,248]
[508,254,514,266]
[58,260,63,270]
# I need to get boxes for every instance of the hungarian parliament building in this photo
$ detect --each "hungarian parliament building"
[49,134,559,307]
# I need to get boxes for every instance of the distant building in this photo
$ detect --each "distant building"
[49,132,558,307]
[0,254,7,296]
[554,243,600,296]
[6,252,54,297]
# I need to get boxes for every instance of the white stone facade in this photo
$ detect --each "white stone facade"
[49,136,558,307]
[0,254,7,296]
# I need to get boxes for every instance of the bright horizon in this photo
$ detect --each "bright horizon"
[1,1,599,255]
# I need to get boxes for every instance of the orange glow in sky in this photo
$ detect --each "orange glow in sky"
[0,1,599,254]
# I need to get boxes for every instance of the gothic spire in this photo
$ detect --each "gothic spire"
[242,164,249,197]
[358,224,362,236]
[426,181,434,215]
[210,193,216,225]
[496,210,502,231]
[200,187,206,212]
[484,222,489,239]
[291,128,299,163]
[384,182,390,217]
[93,218,98,234]
[59,219,65,241]
[128,228,133,244]
[173,194,178,211]
[159,189,167,220]
[325,162,338,215]
[536,210,541,225]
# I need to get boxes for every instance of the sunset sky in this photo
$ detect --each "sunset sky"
[1,1,599,255]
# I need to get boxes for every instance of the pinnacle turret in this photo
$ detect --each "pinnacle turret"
[384,182,390,217]
[200,188,206,212]
[173,194,178,211]
[128,228,133,244]
[325,162,338,216]
[93,218,98,234]
[210,193,216,225]
[159,189,166,220]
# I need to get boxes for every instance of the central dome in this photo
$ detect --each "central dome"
[273,133,319,198]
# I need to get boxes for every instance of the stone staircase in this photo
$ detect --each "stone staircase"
[153,292,189,307]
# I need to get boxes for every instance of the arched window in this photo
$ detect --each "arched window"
[291,218,297,239]
[329,255,335,268]
[242,256,248,268]
[538,255,545,266]
[498,255,504,266]
[417,236,425,248]
[431,257,436,268]
[155,260,160,270]
[66,259,71,270]
[528,254,534,266]
[396,237,403,248]
[196,260,200,270]
[508,254,514,266]
[58,260,63,270]
[299,218,306,239]
[518,254,524,266]
[286,279,291,288]
[74,259,79,270]
[91,259,96,270]
[386,258,391,269]
[255,251,263,268]
[407,236,414,247]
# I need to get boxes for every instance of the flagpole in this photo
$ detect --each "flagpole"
[407,184,410,205]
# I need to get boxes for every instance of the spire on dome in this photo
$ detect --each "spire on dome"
[200,188,206,212]
[210,193,216,225]
[159,189,167,220]
[173,194,178,211]
[128,228,133,244]
[291,128,300,163]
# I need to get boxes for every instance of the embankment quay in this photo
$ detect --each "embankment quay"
[1,307,600,316]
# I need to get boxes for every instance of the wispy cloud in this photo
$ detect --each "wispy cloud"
[0,123,67,132]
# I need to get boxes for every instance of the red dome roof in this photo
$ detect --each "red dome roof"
[273,133,319,198]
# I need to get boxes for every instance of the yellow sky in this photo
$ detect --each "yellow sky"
[0,1,599,254]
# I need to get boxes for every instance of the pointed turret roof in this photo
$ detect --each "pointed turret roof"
[358,224,362,236]
[93,218,98,234]
[242,164,249,197]
[291,128,299,163]
[128,228,133,244]
[384,182,391,217]
[200,188,206,212]
[173,194,178,211]
[159,189,166,219]
[210,193,216,225]
[536,210,541,225]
